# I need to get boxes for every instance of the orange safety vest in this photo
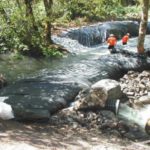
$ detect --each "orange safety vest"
[122,35,129,43]
[107,37,117,46]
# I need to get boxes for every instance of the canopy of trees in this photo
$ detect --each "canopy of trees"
[0,0,148,57]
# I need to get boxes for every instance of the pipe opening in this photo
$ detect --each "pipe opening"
[104,99,120,115]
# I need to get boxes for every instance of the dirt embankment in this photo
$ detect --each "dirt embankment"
[0,119,148,150]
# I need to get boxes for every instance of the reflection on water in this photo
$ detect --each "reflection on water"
[0,41,110,84]
[0,35,149,84]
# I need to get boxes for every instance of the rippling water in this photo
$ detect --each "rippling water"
[0,35,150,85]
[118,104,150,132]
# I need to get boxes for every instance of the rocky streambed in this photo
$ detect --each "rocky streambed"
[46,70,150,149]
[120,70,150,106]
[1,71,150,150]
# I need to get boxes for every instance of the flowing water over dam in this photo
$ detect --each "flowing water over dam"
[118,104,150,134]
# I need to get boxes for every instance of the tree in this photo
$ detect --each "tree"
[16,0,22,10]
[43,0,53,44]
[24,0,37,31]
[119,0,137,6]
[137,0,149,54]
[0,7,8,22]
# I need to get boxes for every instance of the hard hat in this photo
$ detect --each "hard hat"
[110,34,114,37]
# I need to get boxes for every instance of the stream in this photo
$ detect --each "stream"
[1,35,150,83]
[0,22,150,150]
[0,21,150,122]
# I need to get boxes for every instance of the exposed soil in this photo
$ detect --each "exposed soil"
[0,104,150,149]
[0,119,146,150]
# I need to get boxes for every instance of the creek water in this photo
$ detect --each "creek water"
[1,34,149,83]
[118,104,150,134]
[0,40,111,85]
[0,38,110,83]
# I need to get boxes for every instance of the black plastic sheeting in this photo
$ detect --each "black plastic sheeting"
[61,21,150,46]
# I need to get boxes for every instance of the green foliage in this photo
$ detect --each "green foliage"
[0,0,62,57]
[124,6,141,19]
[42,46,63,58]
[54,0,141,22]
[10,50,23,60]
[0,0,143,58]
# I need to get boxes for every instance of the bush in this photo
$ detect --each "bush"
[54,0,141,22]
[0,0,142,58]
[42,46,63,57]
[0,1,63,58]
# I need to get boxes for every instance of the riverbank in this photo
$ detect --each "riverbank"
[0,118,148,150]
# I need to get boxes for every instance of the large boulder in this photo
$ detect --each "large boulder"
[73,79,123,111]
[13,107,50,122]
[72,79,123,110]
[0,101,14,120]
[0,78,85,121]
[73,87,108,111]
[92,79,123,100]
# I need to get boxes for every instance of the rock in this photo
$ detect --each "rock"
[0,74,7,88]
[73,87,108,111]
[89,87,108,107]
[146,83,150,90]
[120,70,150,105]
[0,102,14,120]
[126,92,134,96]
[0,78,83,121]
[92,79,123,101]
[139,83,145,89]
[127,71,135,75]
[13,107,50,122]
[134,95,150,105]
[135,87,140,93]
[141,71,150,77]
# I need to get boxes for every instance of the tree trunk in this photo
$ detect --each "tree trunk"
[24,0,37,31]
[0,7,9,23]
[137,0,149,54]
[16,0,22,10]
[43,0,53,44]
[119,0,136,6]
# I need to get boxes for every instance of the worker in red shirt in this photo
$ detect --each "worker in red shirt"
[122,33,130,45]
[107,34,117,53]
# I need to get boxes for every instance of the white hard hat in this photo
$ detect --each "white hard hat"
[110,34,114,37]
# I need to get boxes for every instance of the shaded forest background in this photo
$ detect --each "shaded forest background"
[0,0,148,57]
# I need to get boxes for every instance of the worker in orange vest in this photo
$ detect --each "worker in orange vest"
[107,34,117,53]
[122,33,130,45]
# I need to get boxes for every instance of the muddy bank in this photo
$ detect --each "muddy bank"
[0,116,149,150]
